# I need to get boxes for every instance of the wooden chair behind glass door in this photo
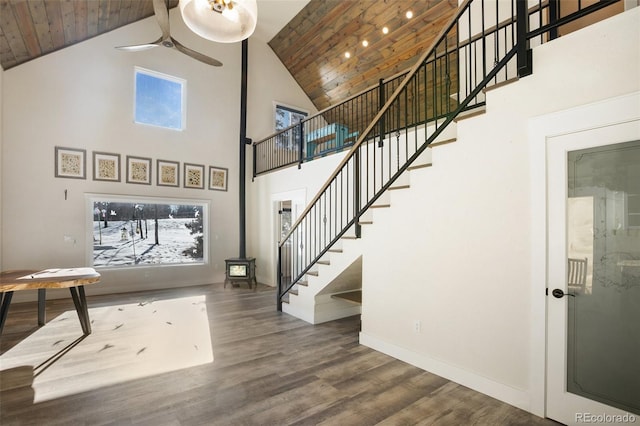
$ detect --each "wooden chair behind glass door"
[568,257,588,293]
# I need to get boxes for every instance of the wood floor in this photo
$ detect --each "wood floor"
[1,284,559,425]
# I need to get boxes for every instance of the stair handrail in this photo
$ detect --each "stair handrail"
[276,0,624,309]
[254,66,410,145]
[254,0,535,177]
[277,0,472,247]
[253,69,409,176]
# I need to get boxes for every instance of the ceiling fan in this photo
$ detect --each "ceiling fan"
[116,0,222,67]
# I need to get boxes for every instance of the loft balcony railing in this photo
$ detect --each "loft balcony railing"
[253,72,408,177]
[269,0,622,310]
[254,0,620,178]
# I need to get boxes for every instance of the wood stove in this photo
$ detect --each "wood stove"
[224,257,256,289]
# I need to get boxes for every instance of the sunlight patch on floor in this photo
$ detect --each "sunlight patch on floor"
[0,295,213,403]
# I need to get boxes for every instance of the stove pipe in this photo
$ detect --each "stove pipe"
[239,39,248,259]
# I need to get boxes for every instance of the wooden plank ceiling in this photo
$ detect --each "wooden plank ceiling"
[0,0,457,111]
[269,0,457,111]
[0,0,178,71]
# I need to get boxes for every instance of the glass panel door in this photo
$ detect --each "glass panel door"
[566,141,640,414]
[547,120,640,425]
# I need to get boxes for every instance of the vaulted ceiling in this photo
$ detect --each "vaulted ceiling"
[270,0,457,111]
[0,0,457,110]
[0,0,179,71]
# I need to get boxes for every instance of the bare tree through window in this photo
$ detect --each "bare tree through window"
[90,197,207,268]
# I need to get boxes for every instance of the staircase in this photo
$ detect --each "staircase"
[258,0,622,322]
[282,235,363,324]
[281,123,459,323]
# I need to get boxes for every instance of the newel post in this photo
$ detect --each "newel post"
[516,0,533,77]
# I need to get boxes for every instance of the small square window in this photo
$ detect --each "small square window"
[134,67,186,130]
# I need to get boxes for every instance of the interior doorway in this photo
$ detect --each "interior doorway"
[278,200,293,284]
[546,122,640,425]
[271,189,306,287]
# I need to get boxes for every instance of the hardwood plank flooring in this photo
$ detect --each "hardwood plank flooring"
[1,284,559,425]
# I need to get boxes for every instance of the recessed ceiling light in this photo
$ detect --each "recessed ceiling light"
[382,26,389,34]
[344,52,351,59]
[362,40,369,47]
[406,10,413,19]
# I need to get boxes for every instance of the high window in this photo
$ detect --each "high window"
[134,67,186,130]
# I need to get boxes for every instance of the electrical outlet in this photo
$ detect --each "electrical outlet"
[414,320,421,333]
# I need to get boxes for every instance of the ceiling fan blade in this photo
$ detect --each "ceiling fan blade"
[115,40,161,51]
[171,37,223,67]
[153,0,171,40]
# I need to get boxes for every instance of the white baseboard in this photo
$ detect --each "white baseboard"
[282,297,361,324]
[281,301,315,324]
[314,304,361,324]
[359,332,534,415]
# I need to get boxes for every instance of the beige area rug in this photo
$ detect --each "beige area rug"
[0,294,213,403]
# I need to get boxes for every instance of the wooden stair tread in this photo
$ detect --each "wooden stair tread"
[328,248,343,253]
[408,162,433,171]
[370,204,391,209]
[358,220,373,225]
[307,271,319,276]
[317,260,330,265]
[331,290,362,304]
[429,138,457,148]
[388,184,410,191]
[483,77,519,93]
[454,108,485,122]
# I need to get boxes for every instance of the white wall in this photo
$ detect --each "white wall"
[244,31,320,286]
[0,8,313,300]
[247,151,346,285]
[247,38,317,140]
[359,7,639,416]
[247,6,640,416]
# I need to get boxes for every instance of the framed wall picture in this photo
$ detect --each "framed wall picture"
[93,151,121,182]
[209,166,228,191]
[184,163,205,189]
[157,159,180,187]
[55,147,86,179]
[126,155,152,185]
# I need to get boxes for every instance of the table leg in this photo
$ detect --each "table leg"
[0,291,14,335]
[69,286,92,335]
[38,288,46,326]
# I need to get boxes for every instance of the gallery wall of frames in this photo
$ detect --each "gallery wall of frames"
[54,146,228,192]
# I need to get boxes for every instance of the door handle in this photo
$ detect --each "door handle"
[552,288,575,298]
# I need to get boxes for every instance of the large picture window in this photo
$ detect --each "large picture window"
[134,67,186,130]
[87,195,208,268]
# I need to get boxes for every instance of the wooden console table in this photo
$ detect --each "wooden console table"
[0,268,101,335]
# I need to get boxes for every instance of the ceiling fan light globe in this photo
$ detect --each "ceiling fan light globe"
[222,6,240,23]
[179,0,257,43]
